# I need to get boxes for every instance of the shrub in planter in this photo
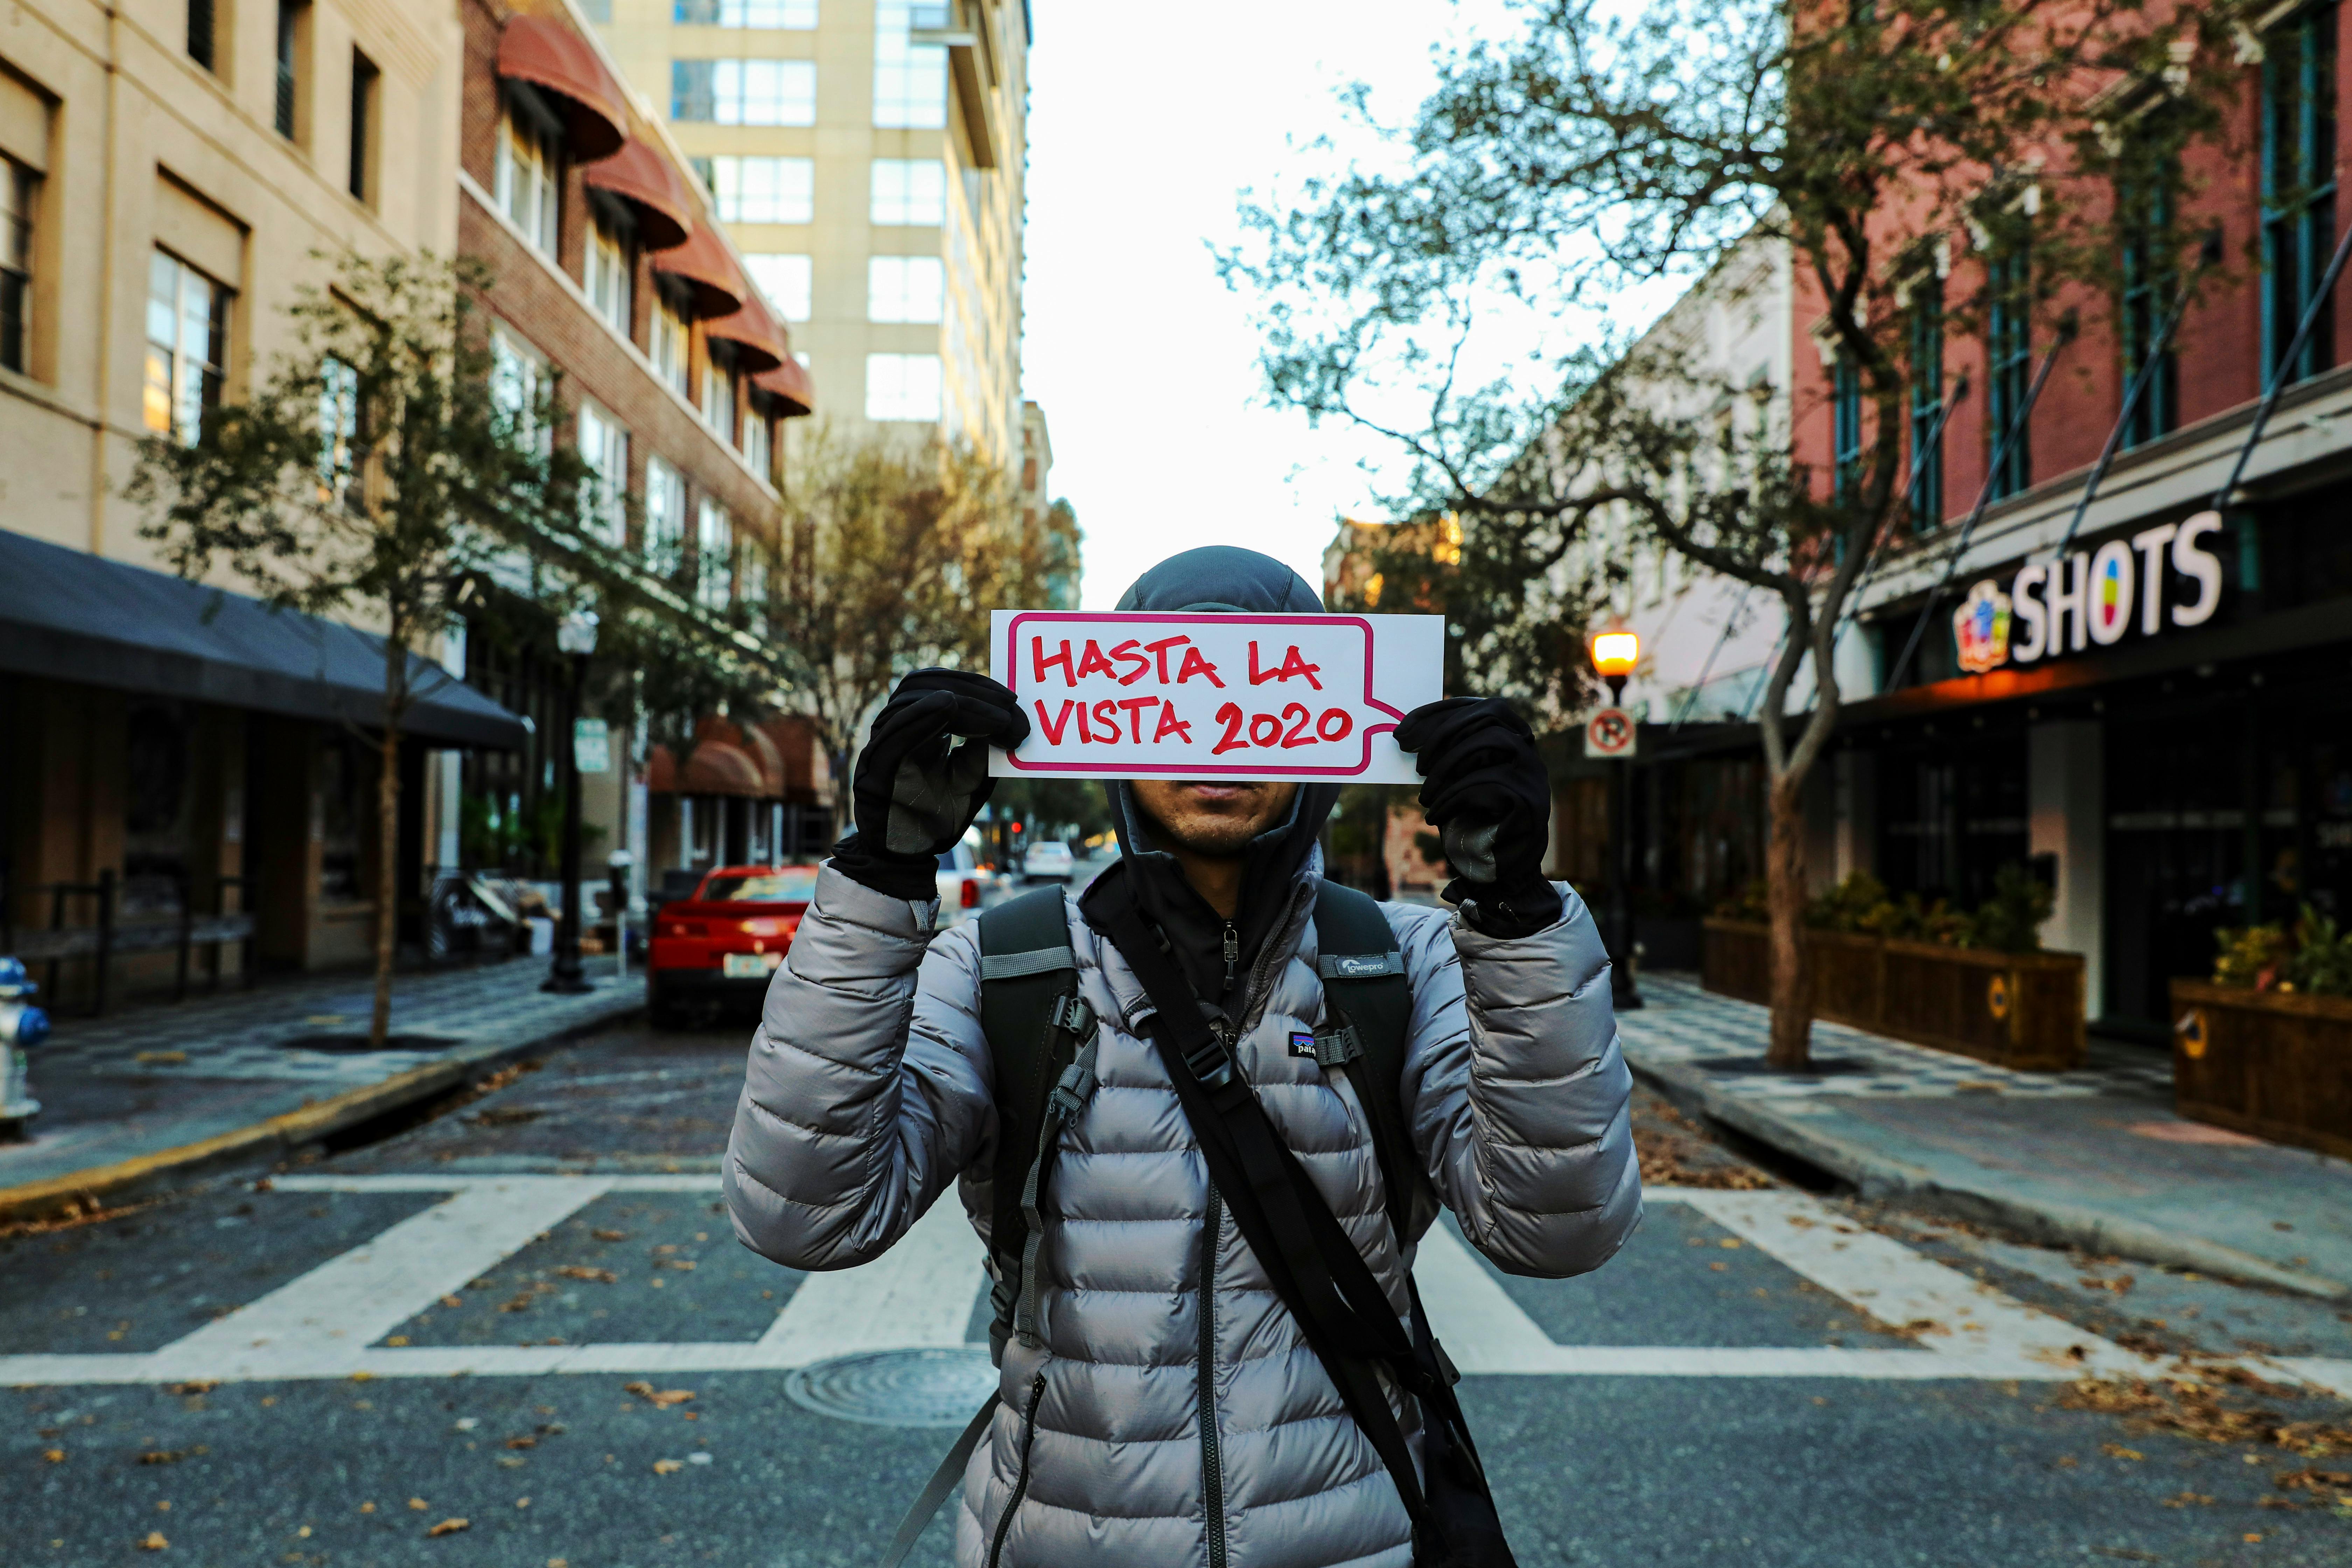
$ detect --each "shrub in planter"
[2172,905,2352,1157]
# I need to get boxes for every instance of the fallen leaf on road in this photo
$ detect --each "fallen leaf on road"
[555,1267,617,1283]
[652,1459,684,1475]
[42,1449,64,1463]
[2276,1467,2352,1504]
[1708,1262,1728,1273]
[359,1504,375,1514]
[2101,1444,2145,1461]
[439,1295,463,1309]
[428,1517,470,1537]
[2160,1490,2212,1506]
[135,1051,187,1065]
[1717,1239,1741,1250]
[549,1559,569,1567]
[2079,1274,2135,1295]
[349,1371,373,1383]
[2244,1534,2264,1543]
[2054,1456,2078,1468]
[408,1498,428,1511]
[592,1229,628,1242]
[498,1456,527,1469]
[654,1244,679,1255]
[506,1437,537,1450]
[624,1382,695,1407]
[137,1451,185,1465]
[498,1295,536,1313]
[386,1336,409,1346]
[138,1532,168,1550]
[667,1260,696,1272]
[163,1382,216,1396]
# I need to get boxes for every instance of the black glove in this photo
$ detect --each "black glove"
[1393,696,1562,938]
[831,669,1030,901]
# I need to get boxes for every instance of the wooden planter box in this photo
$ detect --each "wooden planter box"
[1702,918,2087,1071]
[2170,980,2352,1159]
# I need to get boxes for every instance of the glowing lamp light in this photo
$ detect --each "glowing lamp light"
[1589,629,1640,681]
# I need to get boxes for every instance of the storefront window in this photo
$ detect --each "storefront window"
[1985,242,2032,501]
[1907,278,1943,527]
[2261,4,2337,388]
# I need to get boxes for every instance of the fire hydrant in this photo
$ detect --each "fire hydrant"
[1,955,50,1136]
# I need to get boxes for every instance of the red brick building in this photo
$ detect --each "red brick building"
[452,0,826,902]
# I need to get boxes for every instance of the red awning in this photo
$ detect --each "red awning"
[645,739,771,798]
[581,139,696,252]
[708,290,789,374]
[652,225,747,319]
[496,16,629,163]
[753,356,815,417]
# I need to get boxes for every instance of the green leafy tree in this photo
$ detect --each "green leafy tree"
[1226,0,2242,1066]
[127,253,592,1046]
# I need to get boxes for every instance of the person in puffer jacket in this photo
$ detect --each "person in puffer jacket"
[726,547,1641,1568]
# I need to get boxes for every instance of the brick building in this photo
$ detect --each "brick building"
[451,0,823,903]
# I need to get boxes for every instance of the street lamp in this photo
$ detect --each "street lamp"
[544,609,599,995]
[1589,622,1645,1012]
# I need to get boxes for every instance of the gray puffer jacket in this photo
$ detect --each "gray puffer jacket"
[725,860,1639,1568]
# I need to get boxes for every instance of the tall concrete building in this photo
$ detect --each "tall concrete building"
[588,0,1029,469]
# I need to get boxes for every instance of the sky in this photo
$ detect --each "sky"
[1020,1,1534,609]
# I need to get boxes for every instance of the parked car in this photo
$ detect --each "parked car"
[937,841,1008,927]
[648,864,820,1026]
[1022,840,1076,882]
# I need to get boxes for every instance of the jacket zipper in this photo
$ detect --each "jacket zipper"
[1221,920,1240,992]
[1199,1180,1228,1568]
[987,1372,1049,1568]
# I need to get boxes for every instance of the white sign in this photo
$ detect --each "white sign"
[1956,511,2226,673]
[573,717,611,775]
[988,611,1444,782]
[1583,707,1637,759]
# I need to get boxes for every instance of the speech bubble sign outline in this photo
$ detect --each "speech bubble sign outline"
[990,610,1436,781]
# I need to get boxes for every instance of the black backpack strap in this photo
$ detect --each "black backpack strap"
[976,885,1099,1357]
[1311,882,1428,1247]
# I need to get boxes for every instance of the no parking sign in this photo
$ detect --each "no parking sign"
[1584,707,1637,760]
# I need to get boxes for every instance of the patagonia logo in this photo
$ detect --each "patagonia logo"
[1288,1031,1317,1058]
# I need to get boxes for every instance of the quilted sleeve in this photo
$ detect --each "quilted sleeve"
[1394,883,1642,1278]
[723,864,996,1271]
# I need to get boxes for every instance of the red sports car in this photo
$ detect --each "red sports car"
[648,864,820,1024]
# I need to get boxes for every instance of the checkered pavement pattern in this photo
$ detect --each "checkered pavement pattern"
[1620,972,2174,1111]
[28,963,642,1087]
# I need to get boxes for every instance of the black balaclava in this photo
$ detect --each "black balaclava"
[1080,547,1341,1015]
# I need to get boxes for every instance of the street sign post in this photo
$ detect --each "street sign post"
[988,610,1443,783]
[1583,706,1638,760]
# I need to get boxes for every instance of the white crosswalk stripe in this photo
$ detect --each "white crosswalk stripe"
[5,1177,2345,1395]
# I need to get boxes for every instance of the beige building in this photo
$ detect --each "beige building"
[586,0,1028,468]
[0,0,502,992]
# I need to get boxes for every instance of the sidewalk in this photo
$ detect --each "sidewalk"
[1619,973,2352,1299]
[0,959,641,1220]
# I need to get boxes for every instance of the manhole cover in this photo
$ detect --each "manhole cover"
[277,1034,461,1055]
[784,1348,997,1428]
[1693,1055,1872,1078]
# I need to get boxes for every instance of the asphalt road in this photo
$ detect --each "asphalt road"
[5,988,2351,1566]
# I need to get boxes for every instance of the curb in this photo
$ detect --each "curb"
[1628,1054,2352,1302]
[0,1001,641,1225]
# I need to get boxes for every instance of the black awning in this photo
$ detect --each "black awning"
[0,527,527,749]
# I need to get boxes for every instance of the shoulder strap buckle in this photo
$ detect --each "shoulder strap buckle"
[1046,993,1096,1040]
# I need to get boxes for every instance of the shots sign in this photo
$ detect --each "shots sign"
[988,610,1444,782]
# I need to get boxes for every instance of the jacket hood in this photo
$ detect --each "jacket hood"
[1094,548,1339,1010]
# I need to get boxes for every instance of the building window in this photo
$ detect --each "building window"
[706,155,813,223]
[586,216,632,335]
[676,0,819,24]
[874,1,947,129]
[494,102,561,257]
[867,254,943,323]
[738,533,768,635]
[645,456,687,567]
[652,293,691,396]
[144,250,229,444]
[1,157,33,376]
[741,409,770,482]
[577,401,629,546]
[2118,157,2179,450]
[702,359,734,438]
[275,1,306,141]
[866,351,940,421]
[871,158,946,225]
[188,0,216,71]
[744,253,811,320]
[696,498,733,609]
[1830,356,1862,505]
[1985,241,2032,502]
[490,328,551,451]
[671,58,817,126]
[317,355,360,503]
[348,50,379,205]
[2262,4,2338,388]
[1908,277,1944,527]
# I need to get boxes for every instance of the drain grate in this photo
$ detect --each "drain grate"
[784,1348,997,1428]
